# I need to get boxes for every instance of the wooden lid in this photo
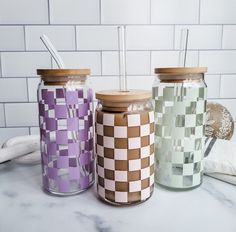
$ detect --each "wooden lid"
[37,69,90,77]
[96,90,151,102]
[155,67,207,74]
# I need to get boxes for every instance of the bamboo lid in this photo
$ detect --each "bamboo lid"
[96,90,151,102]
[155,67,207,81]
[96,90,152,112]
[37,69,90,77]
[155,67,207,75]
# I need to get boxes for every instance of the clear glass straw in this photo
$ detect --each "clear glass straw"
[178,28,189,67]
[117,26,127,92]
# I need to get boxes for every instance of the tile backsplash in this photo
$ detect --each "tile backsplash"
[0,0,236,144]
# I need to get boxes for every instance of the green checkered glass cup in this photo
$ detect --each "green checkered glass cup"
[153,67,207,190]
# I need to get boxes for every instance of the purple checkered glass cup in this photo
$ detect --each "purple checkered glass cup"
[37,69,95,195]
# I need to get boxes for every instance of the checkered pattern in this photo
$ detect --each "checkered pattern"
[153,85,207,189]
[95,110,155,204]
[38,86,94,194]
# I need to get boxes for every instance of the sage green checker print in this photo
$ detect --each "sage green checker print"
[153,85,207,189]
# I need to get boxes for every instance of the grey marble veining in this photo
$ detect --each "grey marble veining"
[1,162,236,232]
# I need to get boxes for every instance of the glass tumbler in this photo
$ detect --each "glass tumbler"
[95,90,155,205]
[37,69,95,195]
[153,67,207,190]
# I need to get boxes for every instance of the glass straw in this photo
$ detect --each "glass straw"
[178,28,189,67]
[118,26,128,92]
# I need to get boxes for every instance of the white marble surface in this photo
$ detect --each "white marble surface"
[1,162,236,232]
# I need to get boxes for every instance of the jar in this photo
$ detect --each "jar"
[153,67,207,190]
[95,90,155,205]
[37,69,95,195]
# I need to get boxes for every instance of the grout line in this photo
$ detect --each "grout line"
[74,26,78,50]
[207,97,236,100]
[0,126,36,129]
[47,0,51,24]
[2,23,236,26]
[3,103,7,127]
[2,48,236,53]
[26,78,30,102]
[1,101,38,104]
[173,25,175,49]
[100,51,103,75]
[149,0,152,24]
[99,0,102,24]
[220,25,224,49]
[198,0,201,24]
[23,26,27,51]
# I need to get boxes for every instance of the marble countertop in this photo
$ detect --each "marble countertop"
[1,162,236,232]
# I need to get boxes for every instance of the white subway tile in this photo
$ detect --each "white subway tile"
[199,51,236,74]
[0,78,28,102]
[102,51,151,76]
[0,104,5,127]
[0,0,48,24]
[52,52,101,75]
[175,26,222,50]
[126,51,151,75]
[90,76,119,94]
[30,127,39,135]
[220,75,236,98]
[25,26,76,51]
[5,103,38,127]
[204,75,220,99]
[200,0,236,24]
[126,26,173,50]
[210,99,236,122]
[102,52,119,76]
[0,27,25,51]
[28,78,40,102]
[127,76,154,91]
[151,0,199,24]
[76,26,118,51]
[1,52,51,77]
[101,0,149,24]
[91,77,117,99]
[151,51,198,71]
[222,26,236,49]
[0,128,29,146]
[49,0,99,24]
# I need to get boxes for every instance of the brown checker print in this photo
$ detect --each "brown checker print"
[95,109,155,205]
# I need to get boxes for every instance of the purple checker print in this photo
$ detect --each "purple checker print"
[56,130,68,144]
[69,167,80,179]
[43,90,55,105]
[47,142,57,156]
[80,152,90,165]
[67,118,79,131]
[68,143,80,156]
[56,89,65,98]
[46,118,57,131]
[66,91,78,105]
[38,86,94,195]
[78,103,89,117]
[55,105,67,118]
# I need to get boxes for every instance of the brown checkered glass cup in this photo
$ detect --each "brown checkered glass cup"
[95,90,155,205]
